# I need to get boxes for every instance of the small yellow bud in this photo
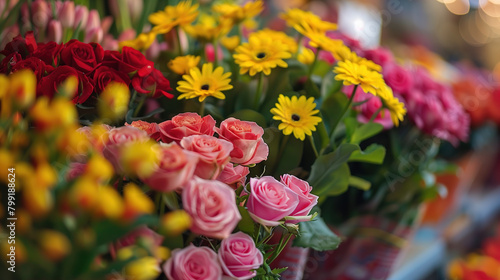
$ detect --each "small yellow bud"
[0,149,14,184]
[0,74,9,100]
[9,69,36,108]
[298,47,315,65]
[23,185,53,218]
[122,183,154,221]
[120,140,159,178]
[95,186,124,219]
[84,154,114,183]
[168,55,201,75]
[220,36,240,51]
[1,240,27,264]
[155,246,171,261]
[39,230,71,261]
[57,126,91,158]
[59,75,79,99]
[69,177,99,211]
[35,162,58,190]
[98,82,130,121]
[160,210,192,236]
[52,97,78,127]
[124,257,161,280]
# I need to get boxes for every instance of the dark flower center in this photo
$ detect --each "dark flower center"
[291,114,300,121]
[256,52,266,59]
[201,84,209,90]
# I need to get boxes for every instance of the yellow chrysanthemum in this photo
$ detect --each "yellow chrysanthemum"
[168,55,200,75]
[149,0,199,34]
[233,35,292,76]
[212,0,263,24]
[333,44,382,72]
[298,48,315,65]
[251,29,298,54]
[295,22,343,53]
[177,63,233,102]
[270,94,322,141]
[220,36,240,51]
[333,60,385,96]
[379,87,406,126]
[281,8,337,33]
[119,31,157,51]
[183,14,232,42]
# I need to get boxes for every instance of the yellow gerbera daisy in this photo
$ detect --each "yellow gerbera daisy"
[212,0,263,24]
[281,8,337,33]
[379,89,406,126]
[183,14,232,42]
[332,45,382,72]
[177,63,233,102]
[295,22,343,53]
[168,55,201,75]
[251,29,298,54]
[220,36,240,51]
[270,94,322,141]
[119,31,157,51]
[298,48,315,65]
[149,1,199,34]
[233,35,292,76]
[333,60,385,96]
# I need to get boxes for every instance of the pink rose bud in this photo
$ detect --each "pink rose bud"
[59,1,75,29]
[47,20,63,43]
[180,135,233,180]
[101,16,113,34]
[31,0,51,29]
[247,176,299,226]
[215,117,269,165]
[100,34,117,50]
[216,163,249,189]
[218,232,264,280]
[66,162,86,181]
[85,27,103,43]
[182,177,241,239]
[118,28,137,42]
[141,143,198,192]
[205,43,223,63]
[86,9,101,31]
[102,126,150,173]
[164,245,221,280]
[280,174,318,223]
[159,112,216,144]
[146,40,161,61]
[74,5,89,29]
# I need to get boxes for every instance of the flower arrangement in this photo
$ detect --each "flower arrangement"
[0,1,476,280]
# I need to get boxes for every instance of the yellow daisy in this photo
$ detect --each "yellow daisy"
[281,8,337,33]
[118,31,157,51]
[149,0,199,34]
[332,45,382,72]
[295,22,343,53]
[212,0,263,24]
[168,55,201,75]
[298,48,315,65]
[177,63,233,102]
[333,60,385,96]
[233,35,292,76]
[220,36,240,51]
[270,94,322,141]
[183,14,232,42]
[379,89,406,126]
[251,29,298,54]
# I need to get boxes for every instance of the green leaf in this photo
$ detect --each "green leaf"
[130,108,165,122]
[343,117,358,142]
[350,122,383,144]
[316,163,351,198]
[320,92,349,131]
[292,217,341,251]
[348,144,386,164]
[237,206,255,236]
[230,109,268,128]
[273,136,303,177]
[262,128,281,175]
[271,267,288,274]
[321,71,342,100]
[349,176,371,191]
[308,143,358,195]
[93,215,158,246]
[304,78,320,98]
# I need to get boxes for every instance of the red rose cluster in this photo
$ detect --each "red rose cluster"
[0,32,172,104]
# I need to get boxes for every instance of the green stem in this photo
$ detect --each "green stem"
[133,95,145,117]
[369,106,383,123]
[329,85,358,140]
[254,72,264,110]
[237,23,244,43]
[317,118,329,155]
[294,34,304,59]
[212,39,219,68]
[306,48,319,81]
[176,26,184,56]
[199,99,206,116]
[116,0,132,33]
[270,134,290,175]
[155,192,162,214]
[268,233,293,264]
[309,135,319,158]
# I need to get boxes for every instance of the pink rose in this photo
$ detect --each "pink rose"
[142,143,198,192]
[180,135,233,180]
[116,226,164,250]
[66,162,86,180]
[246,176,299,226]
[164,244,222,280]
[182,177,241,239]
[218,232,264,280]
[216,163,249,189]
[215,118,269,165]
[383,63,413,95]
[125,120,161,141]
[102,126,149,173]
[159,112,216,143]
[280,175,318,223]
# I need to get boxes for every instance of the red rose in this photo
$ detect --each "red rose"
[119,46,153,75]
[60,39,103,74]
[37,65,93,103]
[12,57,54,81]
[131,68,172,98]
[101,50,122,68]
[1,31,37,58]
[31,42,64,66]
[0,53,22,74]
[92,65,130,93]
